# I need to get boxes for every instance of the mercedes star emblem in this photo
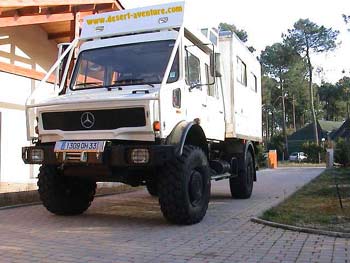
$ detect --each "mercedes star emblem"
[81,112,95,129]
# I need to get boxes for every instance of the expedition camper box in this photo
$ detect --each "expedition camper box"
[22,2,262,225]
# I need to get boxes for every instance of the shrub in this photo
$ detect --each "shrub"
[301,141,325,163]
[334,138,350,166]
[255,144,267,168]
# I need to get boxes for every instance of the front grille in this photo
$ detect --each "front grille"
[42,108,146,131]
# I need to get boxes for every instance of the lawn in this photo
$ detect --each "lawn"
[261,168,350,233]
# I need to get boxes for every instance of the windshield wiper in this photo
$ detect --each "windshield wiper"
[113,79,155,88]
[75,82,104,88]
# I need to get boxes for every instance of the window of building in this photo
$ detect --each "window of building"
[236,57,247,86]
[185,52,201,86]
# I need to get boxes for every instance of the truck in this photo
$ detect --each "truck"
[22,2,262,225]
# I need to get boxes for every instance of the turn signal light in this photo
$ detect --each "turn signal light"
[153,121,160,131]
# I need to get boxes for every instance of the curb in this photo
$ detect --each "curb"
[251,217,350,239]
[0,184,142,210]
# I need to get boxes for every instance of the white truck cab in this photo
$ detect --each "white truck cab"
[22,2,262,225]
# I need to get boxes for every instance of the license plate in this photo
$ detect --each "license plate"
[54,141,106,153]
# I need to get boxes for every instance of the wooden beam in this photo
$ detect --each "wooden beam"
[95,3,114,11]
[47,5,70,14]
[0,50,32,65]
[16,6,40,16]
[0,12,74,27]
[48,31,70,40]
[0,61,55,83]
[75,4,95,12]
[0,0,117,8]
[0,101,25,111]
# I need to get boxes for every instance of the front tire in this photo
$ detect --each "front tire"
[38,165,96,215]
[145,177,158,197]
[229,151,255,199]
[158,145,211,225]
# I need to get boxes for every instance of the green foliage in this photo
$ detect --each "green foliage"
[318,82,346,121]
[261,168,350,232]
[255,144,267,168]
[262,76,277,105]
[267,134,285,160]
[284,19,339,55]
[343,14,350,31]
[219,22,248,42]
[260,43,296,79]
[343,14,350,24]
[334,138,350,166]
[301,141,325,163]
[248,46,256,53]
[283,19,339,144]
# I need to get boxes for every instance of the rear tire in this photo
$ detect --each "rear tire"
[229,151,254,199]
[38,165,96,215]
[158,145,211,225]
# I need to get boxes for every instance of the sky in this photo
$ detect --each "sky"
[122,0,350,84]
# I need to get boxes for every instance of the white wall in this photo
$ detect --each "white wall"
[0,25,57,183]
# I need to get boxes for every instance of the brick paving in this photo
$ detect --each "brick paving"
[0,167,349,263]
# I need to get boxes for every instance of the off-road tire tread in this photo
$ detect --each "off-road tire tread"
[37,165,96,215]
[158,145,210,225]
[229,151,254,199]
[146,178,158,197]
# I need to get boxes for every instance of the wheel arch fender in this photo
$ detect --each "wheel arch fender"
[166,121,208,157]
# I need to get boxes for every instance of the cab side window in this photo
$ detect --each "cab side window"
[185,52,201,86]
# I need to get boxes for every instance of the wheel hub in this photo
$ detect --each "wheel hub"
[189,170,203,206]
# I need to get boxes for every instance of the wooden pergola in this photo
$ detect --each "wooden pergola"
[0,0,123,43]
[0,0,123,83]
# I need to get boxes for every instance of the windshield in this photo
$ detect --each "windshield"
[70,40,179,90]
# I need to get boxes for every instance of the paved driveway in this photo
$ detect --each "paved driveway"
[0,167,349,263]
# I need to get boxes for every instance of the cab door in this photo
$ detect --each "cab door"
[204,63,225,140]
[184,47,207,128]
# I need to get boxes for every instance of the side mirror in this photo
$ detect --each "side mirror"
[214,53,222,77]
[189,82,201,91]
[210,52,215,77]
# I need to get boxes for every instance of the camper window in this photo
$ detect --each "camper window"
[236,57,247,86]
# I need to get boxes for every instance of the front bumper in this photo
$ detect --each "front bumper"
[22,144,175,167]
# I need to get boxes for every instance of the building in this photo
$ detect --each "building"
[0,0,123,183]
[288,120,343,153]
[330,118,350,141]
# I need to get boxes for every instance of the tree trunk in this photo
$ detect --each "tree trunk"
[280,78,288,160]
[306,51,319,145]
[271,112,274,137]
[292,94,296,132]
[265,110,269,141]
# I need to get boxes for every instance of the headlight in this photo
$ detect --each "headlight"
[22,147,44,164]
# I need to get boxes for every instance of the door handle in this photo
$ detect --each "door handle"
[219,111,223,114]
[202,104,207,108]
